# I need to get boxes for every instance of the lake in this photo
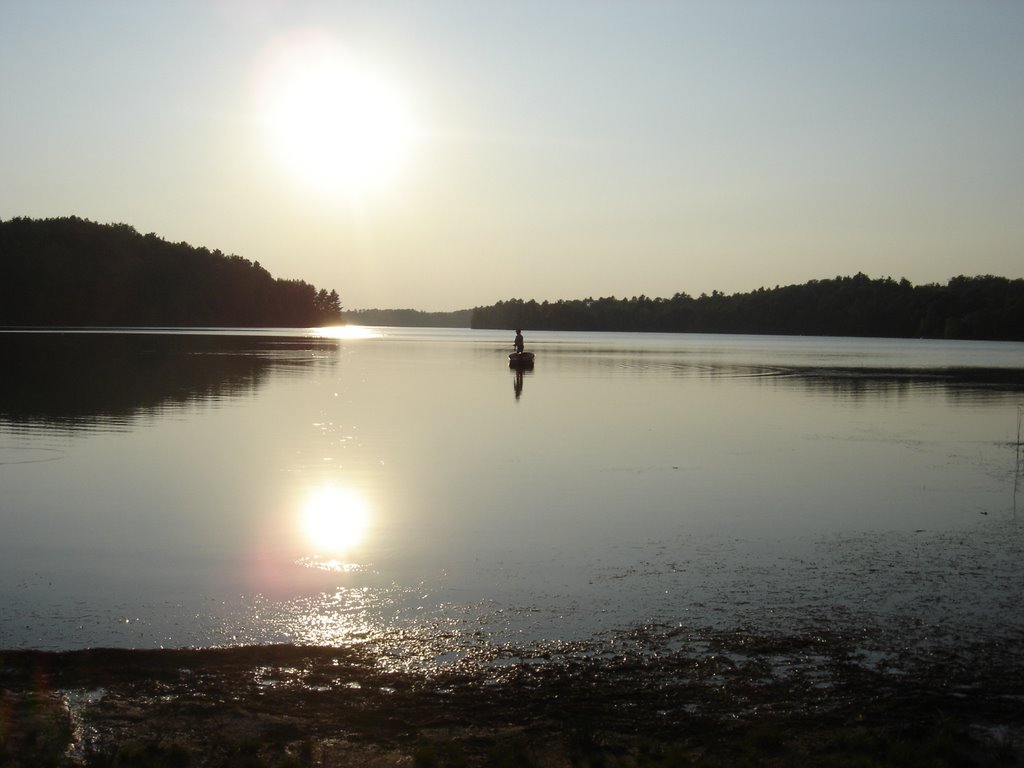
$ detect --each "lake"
[2,328,1022,670]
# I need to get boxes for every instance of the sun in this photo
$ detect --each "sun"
[255,31,418,202]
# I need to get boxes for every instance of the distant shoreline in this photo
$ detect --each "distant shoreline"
[468,274,1024,341]
[5,219,1023,340]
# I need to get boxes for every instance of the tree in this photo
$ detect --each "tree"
[470,274,1024,341]
[0,217,345,327]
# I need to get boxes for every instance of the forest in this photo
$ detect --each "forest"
[4,216,1022,340]
[343,307,473,327]
[471,273,1024,341]
[0,217,342,327]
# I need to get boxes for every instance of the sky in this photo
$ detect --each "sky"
[2,1,1022,312]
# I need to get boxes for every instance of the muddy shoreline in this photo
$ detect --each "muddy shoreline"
[3,628,1023,767]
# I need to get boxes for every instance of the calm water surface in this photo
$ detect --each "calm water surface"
[1,328,1022,665]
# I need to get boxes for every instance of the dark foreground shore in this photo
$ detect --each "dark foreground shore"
[2,629,1023,767]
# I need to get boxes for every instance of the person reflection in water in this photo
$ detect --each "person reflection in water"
[513,329,524,354]
[514,368,525,400]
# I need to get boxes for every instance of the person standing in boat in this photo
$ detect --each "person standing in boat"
[513,329,524,355]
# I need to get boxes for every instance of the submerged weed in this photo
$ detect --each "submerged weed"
[414,740,471,768]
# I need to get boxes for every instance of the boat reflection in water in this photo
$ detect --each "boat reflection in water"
[512,366,531,400]
[509,351,534,400]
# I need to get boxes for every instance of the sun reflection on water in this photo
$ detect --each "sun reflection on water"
[261,588,385,648]
[299,485,371,567]
[295,557,367,573]
[314,325,381,340]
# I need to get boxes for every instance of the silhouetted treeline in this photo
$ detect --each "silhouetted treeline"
[0,217,343,327]
[343,307,473,327]
[472,273,1024,341]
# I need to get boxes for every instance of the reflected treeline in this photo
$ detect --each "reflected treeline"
[766,366,1024,403]
[545,351,1024,402]
[0,333,337,430]
[695,362,1024,403]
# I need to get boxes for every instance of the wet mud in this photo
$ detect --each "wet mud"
[3,628,1023,767]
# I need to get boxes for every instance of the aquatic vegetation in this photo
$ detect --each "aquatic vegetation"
[1,631,1021,767]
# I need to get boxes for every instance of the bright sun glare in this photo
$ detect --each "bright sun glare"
[314,325,382,340]
[301,485,371,556]
[255,31,418,202]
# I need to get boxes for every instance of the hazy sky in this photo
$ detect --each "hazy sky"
[2,1,1022,311]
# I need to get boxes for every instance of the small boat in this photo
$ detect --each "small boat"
[508,351,535,367]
